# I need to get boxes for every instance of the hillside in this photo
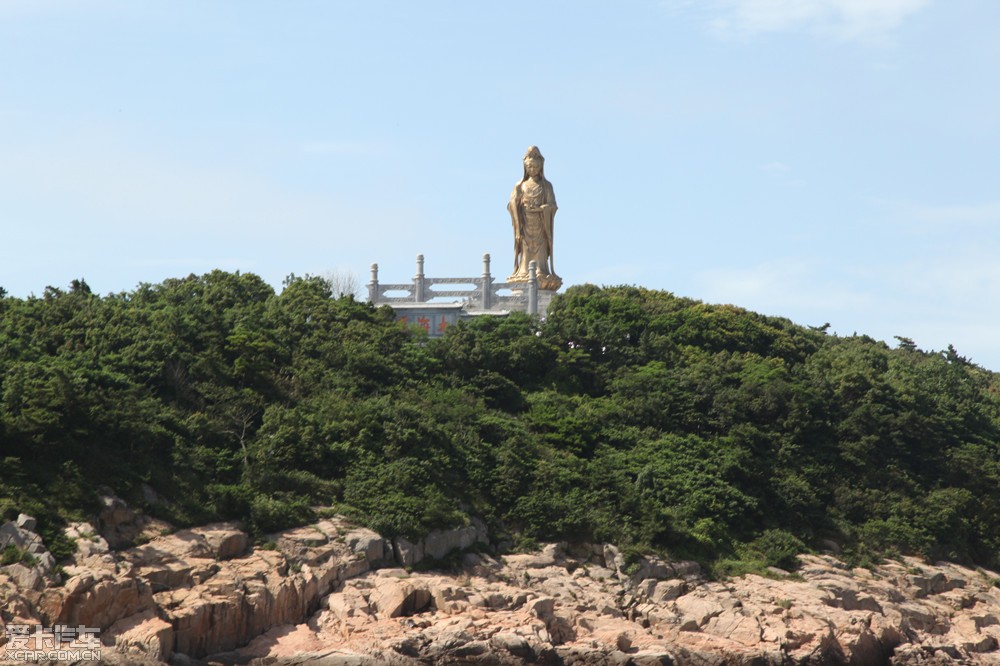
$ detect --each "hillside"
[2,272,1000,575]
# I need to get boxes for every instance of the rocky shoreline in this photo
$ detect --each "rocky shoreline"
[4,499,1000,664]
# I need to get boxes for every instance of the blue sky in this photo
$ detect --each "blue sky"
[2,1,999,368]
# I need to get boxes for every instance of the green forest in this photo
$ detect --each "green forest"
[2,272,999,574]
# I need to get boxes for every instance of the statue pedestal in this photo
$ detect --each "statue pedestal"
[507,274,562,292]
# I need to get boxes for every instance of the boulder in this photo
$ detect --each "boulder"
[652,578,686,602]
[367,577,432,619]
[131,531,215,564]
[15,513,37,532]
[97,493,170,549]
[704,609,762,646]
[45,568,155,630]
[422,525,480,561]
[392,536,424,568]
[105,609,174,662]
[470,517,489,544]
[98,494,136,548]
[462,552,502,577]
[65,522,111,560]
[190,523,248,560]
[674,592,726,630]
[670,560,702,578]
[603,543,624,573]
[327,586,372,620]
[490,631,535,659]
[272,524,343,569]
[2,590,35,622]
[430,583,471,614]
[3,563,43,591]
[344,528,387,564]
[527,596,556,620]
[0,521,29,550]
[628,556,673,586]
[34,551,56,575]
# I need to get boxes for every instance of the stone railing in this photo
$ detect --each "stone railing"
[368,254,539,315]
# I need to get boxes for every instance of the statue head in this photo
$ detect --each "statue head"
[522,146,545,180]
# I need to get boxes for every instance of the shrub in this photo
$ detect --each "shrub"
[248,494,314,535]
[1,544,37,567]
[742,529,807,571]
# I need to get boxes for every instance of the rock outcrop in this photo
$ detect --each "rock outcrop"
[7,507,1000,664]
[0,514,58,592]
[0,507,490,664]
[95,493,173,550]
[228,544,1000,665]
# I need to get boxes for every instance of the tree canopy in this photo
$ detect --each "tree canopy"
[3,275,999,571]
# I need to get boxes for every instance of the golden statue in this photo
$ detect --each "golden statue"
[507,146,562,291]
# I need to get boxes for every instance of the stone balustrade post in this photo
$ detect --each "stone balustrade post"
[414,254,426,303]
[481,253,492,310]
[368,263,379,303]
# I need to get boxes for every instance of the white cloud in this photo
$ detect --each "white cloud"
[671,0,932,41]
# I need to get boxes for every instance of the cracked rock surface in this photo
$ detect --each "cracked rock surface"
[222,543,1000,665]
[6,510,1000,664]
